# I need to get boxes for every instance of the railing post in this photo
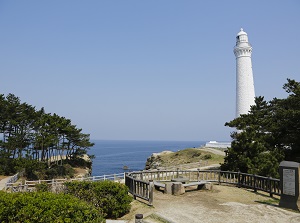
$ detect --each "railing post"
[135,214,143,223]
[149,180,154,206]
[176,168,179,178]
[253,174,257,192]
[238,172,241,188]
[197,168,200,181]
[133,178,136,200]
[140,173,143,180]
[268,176,273,197]
[218,170,221,185]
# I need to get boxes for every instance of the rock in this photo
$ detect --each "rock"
[145,151,173,170]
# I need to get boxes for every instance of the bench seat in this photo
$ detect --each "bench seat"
[154,181,166,189]
[183,180,207,187]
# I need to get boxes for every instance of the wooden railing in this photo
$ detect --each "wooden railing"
[125,173,153,205]
[125,170,281,204]
[5,173,125,192]
[4,170,24,190]
[152,160,209,171]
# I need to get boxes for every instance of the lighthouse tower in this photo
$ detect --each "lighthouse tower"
[234,28,255,117]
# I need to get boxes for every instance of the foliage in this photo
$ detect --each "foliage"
[201,154,212,160]
[0,191,105,223]
[0,93,94,177]
[35,182,51,192]
[222,79,300,178]
[64,180,133,219]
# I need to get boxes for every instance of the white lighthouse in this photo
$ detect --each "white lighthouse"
[234,28,255,117]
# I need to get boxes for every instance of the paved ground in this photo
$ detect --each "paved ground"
[0,176,12,190]
[199,147,226,156]
[120,185,300,223]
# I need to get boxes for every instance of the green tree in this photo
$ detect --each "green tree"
[0,93,94,178]
[222,79,300,178]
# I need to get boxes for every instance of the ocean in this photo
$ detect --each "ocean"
[89,140,206,176]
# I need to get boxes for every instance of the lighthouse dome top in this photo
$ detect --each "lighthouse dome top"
[237,28,247,36]
[236,28,249,45]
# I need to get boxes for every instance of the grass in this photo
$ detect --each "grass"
[145,213,173,223]
[256,198,280,206]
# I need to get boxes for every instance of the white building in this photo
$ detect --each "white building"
[205,141,231,149]
[234,28,255,117]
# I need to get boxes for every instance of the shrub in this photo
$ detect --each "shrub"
[202,154,212,160]
[64,180,132,219]
[35,182,51,192]
[0,191,105,223]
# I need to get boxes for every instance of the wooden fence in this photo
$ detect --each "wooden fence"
[5,173,125,192]
[125,170,281,204]
[6,169,281,206]
[125,173,153,205]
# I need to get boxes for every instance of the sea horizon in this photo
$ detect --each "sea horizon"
[89,139,213,176]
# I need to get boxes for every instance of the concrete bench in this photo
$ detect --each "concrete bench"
[183,181,210,190]
[154,181,166,190]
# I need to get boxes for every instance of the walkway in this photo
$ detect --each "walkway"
[199,147,226,156]
[121,185,300,223]
[0,176,12,190]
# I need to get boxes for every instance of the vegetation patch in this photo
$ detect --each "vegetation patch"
[145,148,224,169]
[221,79,300,178]
[0,93,94,180]
[0,191,105,223]
[64,180,133,219]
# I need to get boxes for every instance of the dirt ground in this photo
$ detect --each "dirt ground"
[120,184,300,223]
[0,175,7,180]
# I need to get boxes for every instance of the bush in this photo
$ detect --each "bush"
[35,182,51,192]
[0,191,105,223]
[64,180,132,219]
[202,154,212,160]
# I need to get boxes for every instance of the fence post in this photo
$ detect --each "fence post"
[176,168,179,178]
[268,176,273,197]
[133,178,136,200]
[140,173,143,180]
[253,174,257,192]
[149,180,154,206]
[135,214,143,223]
[197,169,200,181]
[238,172,241,188]
[218,170,221,185]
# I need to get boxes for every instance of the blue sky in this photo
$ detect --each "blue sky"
[0,1,299,141]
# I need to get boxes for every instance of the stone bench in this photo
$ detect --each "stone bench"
[154,180,213,195]
[184,181,212,190]
[154,181,166,190]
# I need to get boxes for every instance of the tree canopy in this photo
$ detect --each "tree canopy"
[0,93,94,176]
[221,79,300,178]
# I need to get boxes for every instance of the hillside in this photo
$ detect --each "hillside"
[145,147,225,170]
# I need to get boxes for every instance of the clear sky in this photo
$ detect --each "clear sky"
[0,1,299,141]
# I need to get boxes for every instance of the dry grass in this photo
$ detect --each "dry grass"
[153,148,224,168]
[0,175,7,180]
